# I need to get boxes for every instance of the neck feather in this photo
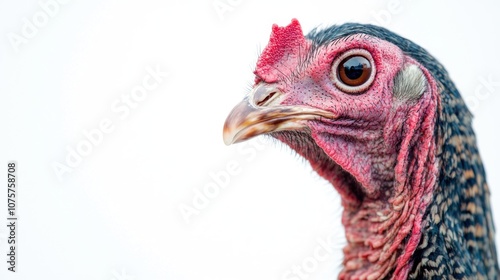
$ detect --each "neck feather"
[338,83,439,280]
[407,81,500,279]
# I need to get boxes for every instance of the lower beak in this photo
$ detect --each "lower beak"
[222,84,335,145]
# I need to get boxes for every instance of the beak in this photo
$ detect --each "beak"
[223,83,336,145]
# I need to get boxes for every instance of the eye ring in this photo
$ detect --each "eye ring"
[331,49,376,94]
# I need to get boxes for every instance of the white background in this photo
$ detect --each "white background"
[0,1,499,279]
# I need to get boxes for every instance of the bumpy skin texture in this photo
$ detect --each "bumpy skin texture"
[305,23,499,279]
[221,19,500,278]
[247,21,499,279]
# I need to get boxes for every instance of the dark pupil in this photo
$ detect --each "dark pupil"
[343,56,369,80]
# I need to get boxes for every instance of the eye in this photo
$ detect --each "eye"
[331,49,376,94]
[339,56,371,86]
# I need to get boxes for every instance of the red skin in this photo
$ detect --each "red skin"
[254,20,440,279]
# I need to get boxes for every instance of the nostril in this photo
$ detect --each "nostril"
[256,91,277,107]
[251,83,283,107]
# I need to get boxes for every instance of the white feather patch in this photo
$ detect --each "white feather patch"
[393,64,427,100]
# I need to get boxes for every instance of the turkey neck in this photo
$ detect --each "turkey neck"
[333,81,440,279]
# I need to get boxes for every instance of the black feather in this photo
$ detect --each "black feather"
[306,23,499,279]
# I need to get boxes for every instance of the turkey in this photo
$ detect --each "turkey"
[223,19,499,279]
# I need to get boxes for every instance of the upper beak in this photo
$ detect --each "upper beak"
[223,83,336,145]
